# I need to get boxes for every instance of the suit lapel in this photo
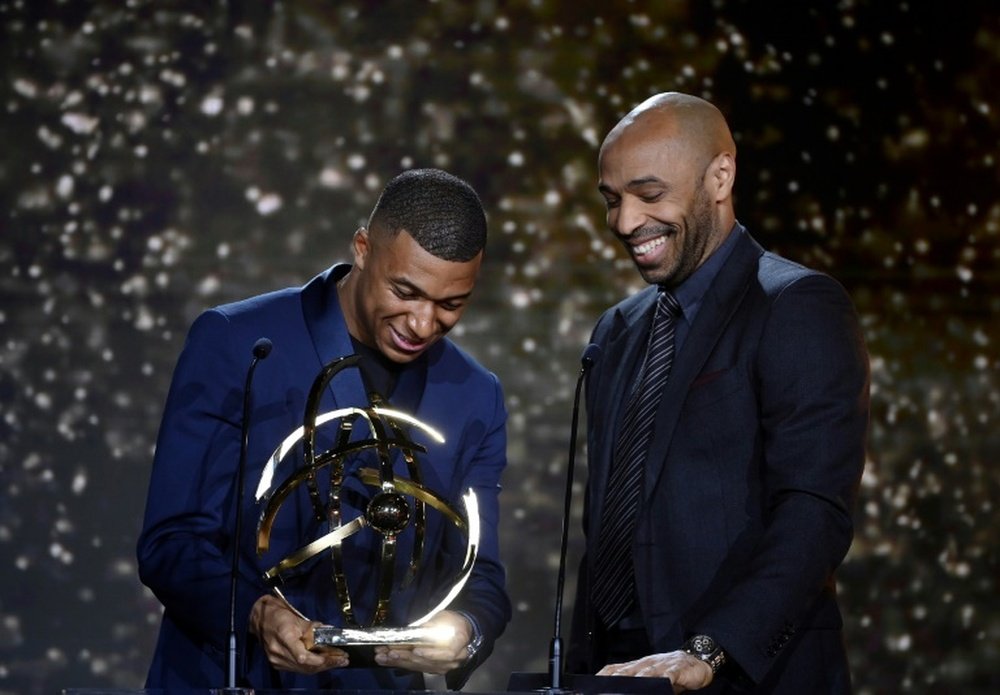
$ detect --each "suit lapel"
[641,231,765,502]
[300,264,369,413]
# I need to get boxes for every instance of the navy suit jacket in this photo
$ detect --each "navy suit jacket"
[137,264,511,690]
[569,228,869,693]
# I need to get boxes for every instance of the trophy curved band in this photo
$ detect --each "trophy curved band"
[260,468,469,581]
[254,409,444,503]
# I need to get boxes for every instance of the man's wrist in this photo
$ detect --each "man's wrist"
[454,610,484,662]
[248,594,271,637]
[682,634,726,675]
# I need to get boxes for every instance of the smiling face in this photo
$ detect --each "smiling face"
[597,94,736,288]
[341,227,482,364]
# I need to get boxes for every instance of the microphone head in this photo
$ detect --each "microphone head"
[252,337,273,359]
[581,343,601,369]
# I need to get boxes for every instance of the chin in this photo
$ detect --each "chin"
[385,349,418,364]
[637,267,670,286]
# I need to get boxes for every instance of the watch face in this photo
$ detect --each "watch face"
[691,635,717,654]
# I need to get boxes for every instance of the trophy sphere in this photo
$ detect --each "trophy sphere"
[366,491,411,535]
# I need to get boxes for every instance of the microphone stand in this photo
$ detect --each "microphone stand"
[508,344,671,694]
[226,338,272,690]
[547,345,598,693]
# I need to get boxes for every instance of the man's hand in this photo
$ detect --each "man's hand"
[249,594,349,674]
[598,650,713,692]
[373,610,473,675]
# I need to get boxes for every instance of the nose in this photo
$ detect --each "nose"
[406,301,437,339]
[611,196,645,238]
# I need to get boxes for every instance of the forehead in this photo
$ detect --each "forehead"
[374,230,481,293]
[598,118,695,189]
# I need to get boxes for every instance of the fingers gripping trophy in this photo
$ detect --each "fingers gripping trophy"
[253,354,480,656]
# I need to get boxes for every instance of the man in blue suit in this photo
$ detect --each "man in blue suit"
[138,168,511,690]
[568,93,869,693]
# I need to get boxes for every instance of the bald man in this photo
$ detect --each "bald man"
[568,93,869,693]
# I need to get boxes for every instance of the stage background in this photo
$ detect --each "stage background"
[1,1,997,693]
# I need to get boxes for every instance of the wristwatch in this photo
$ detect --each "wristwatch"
[457,610,484,663]
[682,634,726,675]
[465,631,484,662]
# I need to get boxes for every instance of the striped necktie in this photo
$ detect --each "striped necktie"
[592,289,681,628]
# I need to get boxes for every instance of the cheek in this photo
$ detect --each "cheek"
[653,202,683,224]
[437,309,464,330]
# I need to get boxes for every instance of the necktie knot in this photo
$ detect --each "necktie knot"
[656,289,681,320]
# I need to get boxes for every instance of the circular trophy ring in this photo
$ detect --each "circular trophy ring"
[253,403,480,646]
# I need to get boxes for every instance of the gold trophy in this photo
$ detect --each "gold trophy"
[253,355,479,650]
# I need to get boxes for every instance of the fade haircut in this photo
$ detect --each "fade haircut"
[367,168,487,262]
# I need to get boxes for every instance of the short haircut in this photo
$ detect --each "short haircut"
[368,168,487,262]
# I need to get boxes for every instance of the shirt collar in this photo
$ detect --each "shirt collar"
[669,221,744,323]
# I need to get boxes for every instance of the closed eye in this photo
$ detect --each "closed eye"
[392,282,466,311]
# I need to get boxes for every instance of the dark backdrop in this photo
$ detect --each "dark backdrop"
[1,1,997,693]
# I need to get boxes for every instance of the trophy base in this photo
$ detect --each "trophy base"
[308,624,447,650]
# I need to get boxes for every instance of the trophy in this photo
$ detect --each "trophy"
[253,355,479,650]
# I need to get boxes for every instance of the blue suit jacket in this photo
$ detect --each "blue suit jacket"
[137,264,511,690]
[569,228,869,693]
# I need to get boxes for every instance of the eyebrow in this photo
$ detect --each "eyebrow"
[598,176,670,195]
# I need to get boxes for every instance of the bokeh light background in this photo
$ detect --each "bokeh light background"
[1,1,997,693]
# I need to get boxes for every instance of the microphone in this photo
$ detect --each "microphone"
[548,343,601,693]
[226,337,272,690]
[252,337,273,360]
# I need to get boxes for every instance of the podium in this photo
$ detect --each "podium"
[507,672,674,694]
[63,690,532,695]
[62,690,514,695]
[64,680,675,695]
[63,691,524,695]
[62,690,517,695]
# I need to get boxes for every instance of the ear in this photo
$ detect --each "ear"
[352,227,370,269]
[707,152,736,202]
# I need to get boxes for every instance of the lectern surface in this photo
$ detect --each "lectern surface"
[65,678,674,695]
[507,671,675,695]
[63,690,523,695]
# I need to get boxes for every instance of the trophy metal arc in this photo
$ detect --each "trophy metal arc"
[254,354,480,648]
